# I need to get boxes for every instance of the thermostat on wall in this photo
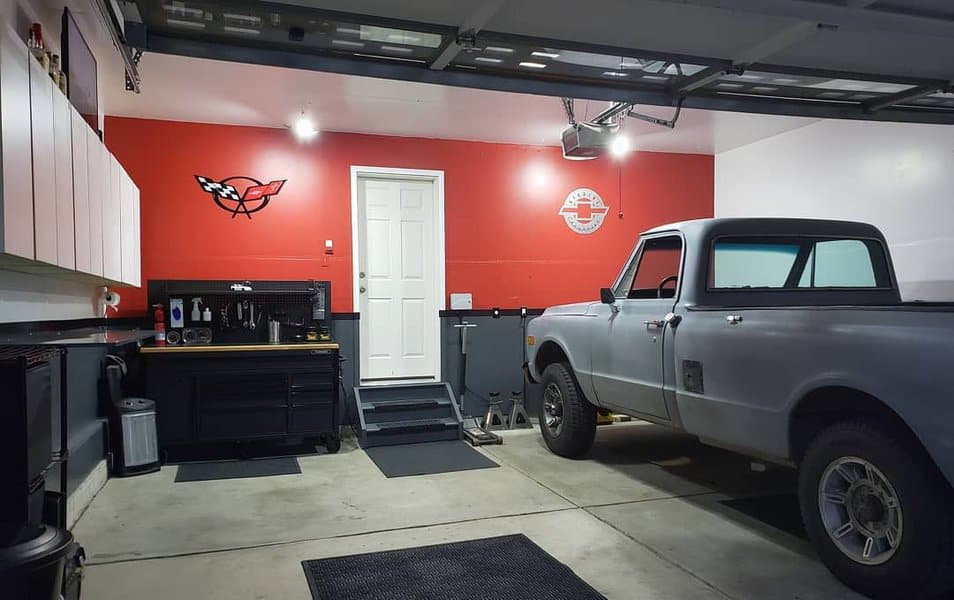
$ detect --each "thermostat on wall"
[450,293,473,310]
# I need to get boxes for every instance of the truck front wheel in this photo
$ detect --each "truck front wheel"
[539,362,596,459]
[798,420,954,599]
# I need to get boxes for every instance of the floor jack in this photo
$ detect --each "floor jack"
[454,321,503,446]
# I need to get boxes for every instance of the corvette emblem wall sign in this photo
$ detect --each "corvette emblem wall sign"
[195,175,286,219]
[559,188,609,234]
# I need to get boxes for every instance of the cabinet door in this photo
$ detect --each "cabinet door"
[102,153,122,281]
[86,127,103,276]
[29,57,57,265]
[52,90,74,269]
[119,166,138,285]
[0,26,34,259]
[131,183,140,286]
[71,108,91,273]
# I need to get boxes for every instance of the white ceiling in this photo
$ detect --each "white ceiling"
[102,51,819,154]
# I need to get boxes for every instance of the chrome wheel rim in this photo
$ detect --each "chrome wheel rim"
[818,456,903,565]
[542,383,564,437]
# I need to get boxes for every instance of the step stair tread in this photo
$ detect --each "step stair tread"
[365,417,459,433]
[361,398,452,411]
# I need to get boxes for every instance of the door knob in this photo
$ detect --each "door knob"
[643,319,665,328]
[360,286,367,294]
[726,315,743,324]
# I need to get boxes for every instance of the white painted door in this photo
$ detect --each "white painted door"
[357,176,439,381]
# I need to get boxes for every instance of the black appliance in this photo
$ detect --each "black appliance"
[0,347,63,526]
[106,365,160,477]
[61,7,98,133]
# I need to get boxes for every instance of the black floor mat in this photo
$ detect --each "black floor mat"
[302,534,606,600]
[174,456,301,482]
[720,494,807,539]
[364,441,498,478]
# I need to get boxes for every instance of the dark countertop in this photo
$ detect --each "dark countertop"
[140,341,339,353]
[0,327,156,347]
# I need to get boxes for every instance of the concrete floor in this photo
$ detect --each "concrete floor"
[78,422,864,599]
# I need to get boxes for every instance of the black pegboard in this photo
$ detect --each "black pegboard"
[148,280,331,344]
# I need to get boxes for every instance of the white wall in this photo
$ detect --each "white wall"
[0,270,101,322]
[715,119,954,301]
[0,0,105,322]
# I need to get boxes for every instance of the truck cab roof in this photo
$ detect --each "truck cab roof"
[636,217,900,307]
[643,217,886,241]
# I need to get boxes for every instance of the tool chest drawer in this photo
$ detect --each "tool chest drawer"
[144,348,340,448]
[290,405,335,434]
[200,407,287,440]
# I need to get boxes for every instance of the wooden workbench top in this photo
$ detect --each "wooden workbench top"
[140,342,339,354]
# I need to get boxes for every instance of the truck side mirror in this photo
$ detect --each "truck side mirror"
[599,288,616,304]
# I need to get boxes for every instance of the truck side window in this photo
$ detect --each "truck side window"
[625,236,683,299]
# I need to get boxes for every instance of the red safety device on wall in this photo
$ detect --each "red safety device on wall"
[152,304,166,345]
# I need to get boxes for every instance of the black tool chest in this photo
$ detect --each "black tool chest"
[143,347,341,453]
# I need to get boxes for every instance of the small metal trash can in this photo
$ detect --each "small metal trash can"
[107,364,160,477]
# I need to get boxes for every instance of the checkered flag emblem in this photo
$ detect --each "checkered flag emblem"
[195,176,241,201]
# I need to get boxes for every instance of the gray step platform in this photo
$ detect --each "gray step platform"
[354,382,463,448]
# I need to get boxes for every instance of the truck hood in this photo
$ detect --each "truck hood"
[543,301,596,316]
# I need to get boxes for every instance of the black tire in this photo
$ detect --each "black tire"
[538,362,596,459]
[798,419,954,599]
[324,434,341,454]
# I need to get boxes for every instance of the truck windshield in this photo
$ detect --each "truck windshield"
[709,237,890,290]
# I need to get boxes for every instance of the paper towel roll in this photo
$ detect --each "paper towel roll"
[104,290,121,308]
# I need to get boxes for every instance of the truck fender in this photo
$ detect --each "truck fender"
[531,337,600,407]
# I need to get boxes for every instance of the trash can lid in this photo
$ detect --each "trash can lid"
[0,522,73,573]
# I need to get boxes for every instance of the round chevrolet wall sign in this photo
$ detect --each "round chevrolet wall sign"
[559,188,609,234]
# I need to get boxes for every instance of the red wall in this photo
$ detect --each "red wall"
[105,117,713,315]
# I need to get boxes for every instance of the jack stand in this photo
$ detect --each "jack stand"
[454,320,502,446]
[508,391,532,429]
[483,392,507,431]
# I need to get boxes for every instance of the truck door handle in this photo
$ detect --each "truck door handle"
[643,319,665,328]
[726,315,743,324]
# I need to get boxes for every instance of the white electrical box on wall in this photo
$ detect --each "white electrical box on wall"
[450,293,473,310]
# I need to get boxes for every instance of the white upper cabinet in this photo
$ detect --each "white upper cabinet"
[119,165,140,286]
[0,26,35,260]
[87,125,104,277]
[0,26,140,285]
[71,108,91,274]
[29,55,57,266]
[102,153,122,282]
[131,184,140,287]
[53,88,74,269]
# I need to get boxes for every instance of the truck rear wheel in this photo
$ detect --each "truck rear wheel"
[798,419,954,599]
[539,362,596,459]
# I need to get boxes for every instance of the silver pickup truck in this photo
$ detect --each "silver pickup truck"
[525,218,954,599]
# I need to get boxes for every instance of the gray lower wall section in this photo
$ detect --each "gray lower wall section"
[441,315,535,419]
[333,313,536,426]
[49,346,111,496]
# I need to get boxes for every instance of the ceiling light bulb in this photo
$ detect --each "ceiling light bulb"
[609,134,630,157]
[292,116,318,141]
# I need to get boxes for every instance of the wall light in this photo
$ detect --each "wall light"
[609,134,631,158]
[291,114,319,142]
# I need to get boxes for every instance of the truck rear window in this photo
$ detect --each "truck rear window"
[709,237,889,290]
